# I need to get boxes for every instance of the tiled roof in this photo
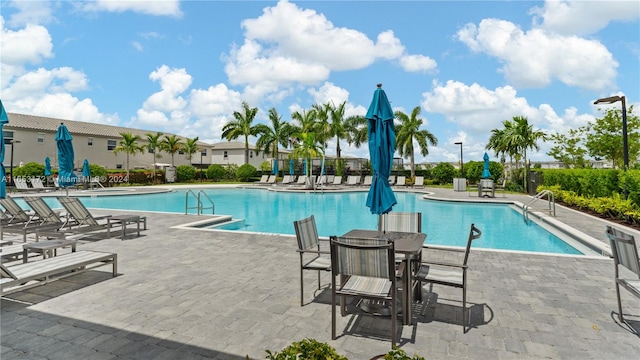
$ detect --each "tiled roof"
[5,112,209,146]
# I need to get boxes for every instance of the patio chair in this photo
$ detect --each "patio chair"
[413,176,424,188]
[295,175,307,185]
[255,175,269,184]
[29,177,55,192]
[293,215,331,306]
[395,176,406,187]
[495,179,506,197]
[13,177,33,192]
[0,250,118,296]
[317,175,328,186]
[2,197,66,242]
[388,176,396,186]
[56,197,114,237]
[329,235,398,346]
[0,196,34,225]
[605,226,640,325]
[362,175,372,186]
[346,175,361,186]
[280,175,291,185]
[378,212,422,234]
[414,223,482,333]
[332,176,342,185]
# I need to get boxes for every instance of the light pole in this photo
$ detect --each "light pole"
[454,142,464,176]
[9,139,21,186]
[594,95,628,170]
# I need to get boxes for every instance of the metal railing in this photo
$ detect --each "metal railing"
[523,190,555,223]
[185,190,215,215]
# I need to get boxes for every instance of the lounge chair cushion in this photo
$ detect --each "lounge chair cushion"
[340,275,392,297]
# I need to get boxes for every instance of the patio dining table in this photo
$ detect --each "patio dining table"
[342,229,426,326]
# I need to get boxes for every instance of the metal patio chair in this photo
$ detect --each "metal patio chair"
[293,215,331,306]
[605,226,640,325]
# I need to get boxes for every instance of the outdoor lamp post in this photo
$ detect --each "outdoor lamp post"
[9,139,21,186]
[594,95,628,170]
[455,142,463,176]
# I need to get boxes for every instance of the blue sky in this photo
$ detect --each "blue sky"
[1,0,638,164]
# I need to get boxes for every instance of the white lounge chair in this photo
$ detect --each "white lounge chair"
[388,176,396,186]
[346,176,361,186]
[363,175,372,186]
[396,176,406,186]
[0,250,118,296]
[30,177,55,192]
[332,176,342,185]
[295,176,307,185]
[255,175,269,184]
[413,176,424,188]
[56,197,115,237]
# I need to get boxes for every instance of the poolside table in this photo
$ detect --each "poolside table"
[108,215,145,240]
[23,239,77,263]
[342,229,426,326]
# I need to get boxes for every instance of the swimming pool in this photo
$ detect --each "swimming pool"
[24,188,585,255]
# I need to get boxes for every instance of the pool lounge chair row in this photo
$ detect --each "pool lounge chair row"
[0,196,122,242]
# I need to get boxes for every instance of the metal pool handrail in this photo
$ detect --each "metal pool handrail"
[185,190,215,215]
[523,190,555,223]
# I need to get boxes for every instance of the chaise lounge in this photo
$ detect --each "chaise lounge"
[0,250,118,296]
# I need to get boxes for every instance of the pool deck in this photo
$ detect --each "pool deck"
[2,185,639,359]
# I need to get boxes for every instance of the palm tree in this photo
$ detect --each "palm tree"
[255,108,294,159]
[344,114,368,148]
[182,137,200,161]
[329,101,348,160]
[508,116,547,190]
[146,132,163,183]
[290,109,317,139]
[113,132,144,181]
[290,132,324,179]
[394,107,438,178]
[221,101,260,164]
[160,134,184,166]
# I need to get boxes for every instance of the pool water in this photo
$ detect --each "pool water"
[26,189,582,255]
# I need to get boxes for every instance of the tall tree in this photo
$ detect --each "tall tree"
[502,116,547,190]
[160,134,184,166]
[182,137,200,161]
[221,101,260,164]
[343,115,368,148]
[394,106,438,178]
[586,105,640,168]
[547,129,589,168]
[113,132,144,180]
[290,132,324,178]
[290,109,317,147]
[329,101,347,160]
[145,132,164,182]
[312,103,331,158]
[255,108,294,159]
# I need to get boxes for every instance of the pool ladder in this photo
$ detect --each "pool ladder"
[185,190,215,215]
[523,190,555,224]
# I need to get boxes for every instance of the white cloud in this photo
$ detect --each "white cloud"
[4,0,55,27]
[421,80,596,162]
[0,17,53,67]
[75,0,182,17]
[530,0,640,36]
[399,54,437,73]
[131,41,143,52]
[223,0,428,102]
[457,19,618,90]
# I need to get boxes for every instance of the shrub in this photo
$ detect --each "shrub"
[89,164,107,178]
[236,164,257,182]
[206,164,226,181]
[13,162,45,178]
[176,165,196,182]
[265,339,347,360]
[431,162,455,185]
[225,164,239,180]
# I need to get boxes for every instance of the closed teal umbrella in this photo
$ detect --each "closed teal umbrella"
[365,84,397,215]
[0,100,8,199]
[82,159,90,178]
[272,159,279,175]
[55,123,78,188]
[289,159,295,175]
[44,157,52,176]
[303,159,307,175]
[482,152,492,179]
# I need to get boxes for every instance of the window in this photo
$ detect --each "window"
[201,149,207,156]
[250,151,253,158]
[107,139,117,150]
[116,164,123,169]
[178,150,185,155]
[37,133,45,144]
[88,137,94,147]
[223,151,228,159]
